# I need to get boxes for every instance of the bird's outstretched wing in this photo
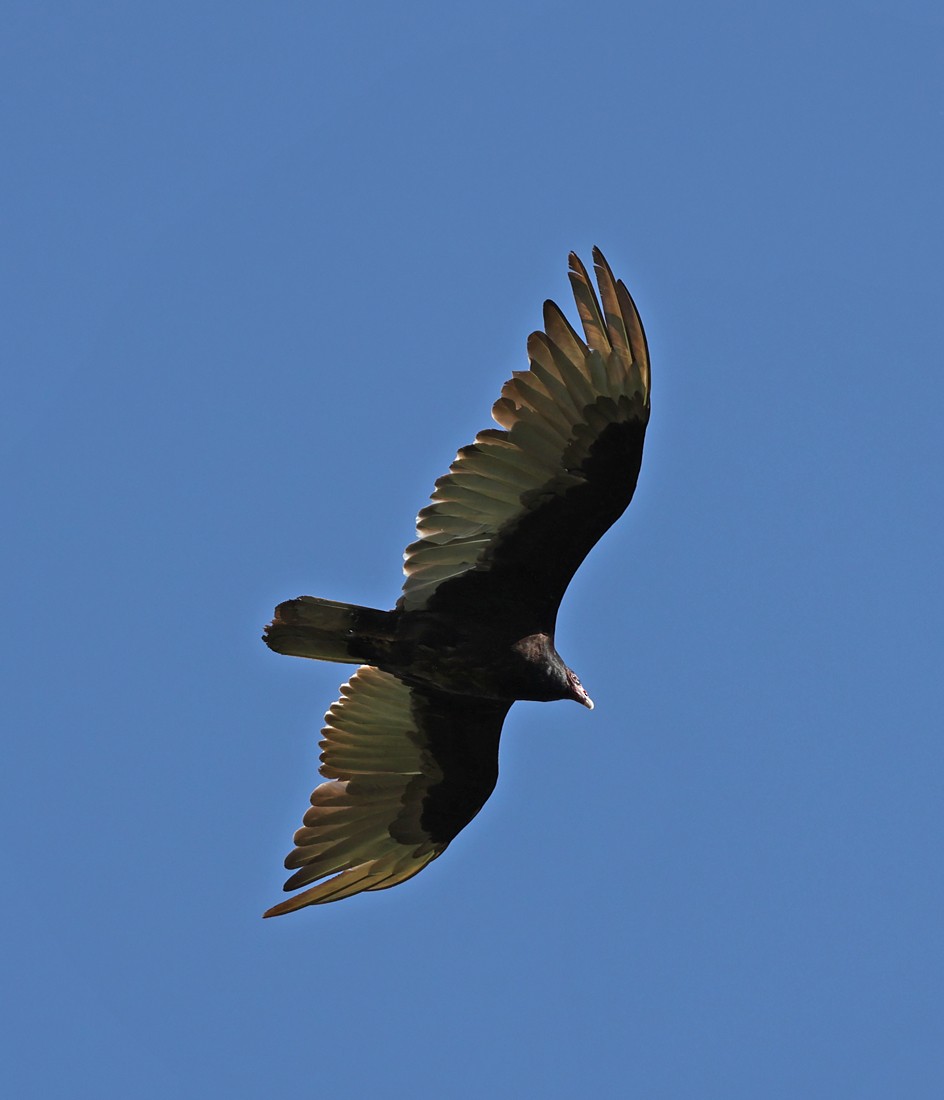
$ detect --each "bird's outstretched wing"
[400,248,650,634]
[265,666,510,915]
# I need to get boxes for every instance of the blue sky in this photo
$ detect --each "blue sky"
[4,2,942,1096]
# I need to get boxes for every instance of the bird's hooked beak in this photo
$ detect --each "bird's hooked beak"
[568,671,594,710]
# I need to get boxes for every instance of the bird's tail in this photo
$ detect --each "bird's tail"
[263,596,397,665]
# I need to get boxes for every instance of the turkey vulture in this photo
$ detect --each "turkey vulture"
[262,248,650,915]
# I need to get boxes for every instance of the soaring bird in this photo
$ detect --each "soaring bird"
[262,248,650,915]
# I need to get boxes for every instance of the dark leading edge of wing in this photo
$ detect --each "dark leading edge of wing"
[399,248,650,633]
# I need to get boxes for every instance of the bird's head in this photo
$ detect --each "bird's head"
[566,668,594,710]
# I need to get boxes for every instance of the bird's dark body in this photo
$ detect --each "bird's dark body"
[350,611,578,704]
[261,249,651,913]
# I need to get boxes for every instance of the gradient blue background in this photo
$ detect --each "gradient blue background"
[4,3,942,1096]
